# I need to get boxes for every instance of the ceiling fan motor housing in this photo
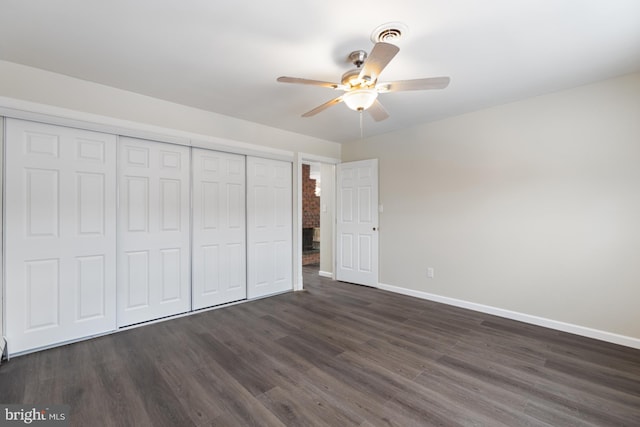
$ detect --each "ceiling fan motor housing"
[341,69,375,89]
[342,69,360,87]
[342,50,375,89]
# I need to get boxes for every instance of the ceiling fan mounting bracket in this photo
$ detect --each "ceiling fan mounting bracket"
[348,50,368,68]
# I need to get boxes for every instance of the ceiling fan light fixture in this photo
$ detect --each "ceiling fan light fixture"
[277,27,449,121]
[343,89,378,111]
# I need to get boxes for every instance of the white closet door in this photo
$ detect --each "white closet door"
[247,157,292,299]
[192,149,246,309]
[117,137,191,327]
[5,119,117,354]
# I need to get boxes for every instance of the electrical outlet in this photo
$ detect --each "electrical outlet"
[427,267,434,278]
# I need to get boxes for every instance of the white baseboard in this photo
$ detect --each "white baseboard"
[318,270,333,278]
[377,282,640,350]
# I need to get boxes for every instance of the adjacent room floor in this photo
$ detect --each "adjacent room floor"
[1,265,639,426]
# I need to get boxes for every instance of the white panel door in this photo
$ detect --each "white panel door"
[192,149,246,309]
[5,119,117,354]
[117,137,191,327]
[336,159,379,287]
[247,157,292,299]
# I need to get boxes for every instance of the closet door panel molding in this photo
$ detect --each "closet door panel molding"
[117,137,191,327]
[192,148,246,309]
[247,157,292,299]
[5,119,117,355]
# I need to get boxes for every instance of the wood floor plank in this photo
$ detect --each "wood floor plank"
[523,365,640,425]
[522,397,601,427]
[276,365,395,426]
[190,332,276,397]
[338,339,425,380]
[416,363,544,426]
[185,363,285,427]
[1,265,639,426]
[383,388,503,427]
[189,366,286,427]
[437,353,638,426]
[118,332,197,427]
[258,385,360,426]
[93,357,155,427]
[156,362,225,425]
[544,356,640,396]
[523,359,640,413]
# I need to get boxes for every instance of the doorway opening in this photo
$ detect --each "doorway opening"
[295,157,378,290]
[299,161,335,282]
[301,163,321,268]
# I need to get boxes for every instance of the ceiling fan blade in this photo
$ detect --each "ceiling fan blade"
[378,76,451,92]
[367,99,389,122]
[302,96,344,117]
[277,76,341,89]
[358,42,400,82]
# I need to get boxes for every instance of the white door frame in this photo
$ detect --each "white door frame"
[294,153,340,290]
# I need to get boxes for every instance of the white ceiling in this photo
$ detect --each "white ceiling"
[1,0,639,143]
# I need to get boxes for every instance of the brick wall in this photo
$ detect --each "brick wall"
[302,164,320,229]
[302,164,320,265]
[302,251,320,265]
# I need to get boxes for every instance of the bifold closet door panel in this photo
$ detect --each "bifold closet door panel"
[247,157,293,299]
[5,119,117,354]
[117,137,191,327]
[192,149,246,309]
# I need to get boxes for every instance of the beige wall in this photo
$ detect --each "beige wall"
[343,72,640,340]
[0,60,341,158]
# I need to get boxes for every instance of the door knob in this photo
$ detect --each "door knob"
[373,227,377,231]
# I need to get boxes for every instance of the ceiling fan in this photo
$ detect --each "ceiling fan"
[277,41,450,121]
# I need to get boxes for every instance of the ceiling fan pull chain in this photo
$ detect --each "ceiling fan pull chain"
[360,110,364,139]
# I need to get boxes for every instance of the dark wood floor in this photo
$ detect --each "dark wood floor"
[2,265,639,426]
